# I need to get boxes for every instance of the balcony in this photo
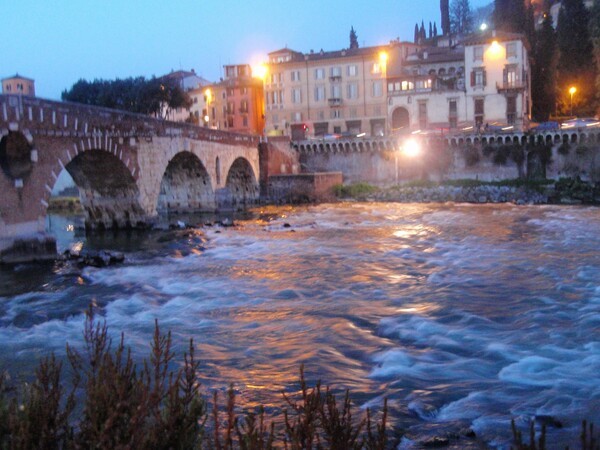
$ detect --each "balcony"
[328,97,342,106]
[496,81,527,93]
[329,75,342,83]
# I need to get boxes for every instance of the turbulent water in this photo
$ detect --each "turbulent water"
[2,202,600,448]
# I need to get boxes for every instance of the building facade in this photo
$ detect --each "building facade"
[160,69,209,122]
[264,42,420,139]
[2,74,35,96]
[190,64,265,135]
[387,30,531,134]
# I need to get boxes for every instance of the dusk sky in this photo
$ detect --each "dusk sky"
[4,0,491,100]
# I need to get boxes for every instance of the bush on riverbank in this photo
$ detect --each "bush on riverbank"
[0,310,391,449]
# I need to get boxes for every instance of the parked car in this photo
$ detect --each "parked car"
[529,121,560,132]
[560,118,600,129]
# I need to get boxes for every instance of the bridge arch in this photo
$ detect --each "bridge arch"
[217,157,259,210]
[57,149,143,229]
[157,151,215,214]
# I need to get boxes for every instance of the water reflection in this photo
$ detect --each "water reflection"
[0,203,599,448]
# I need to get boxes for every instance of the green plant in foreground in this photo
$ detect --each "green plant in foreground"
[0,312,391,449]
[511,418,599,450]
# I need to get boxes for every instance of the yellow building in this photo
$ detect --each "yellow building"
[2,74,35,96]
[264,42,420,139]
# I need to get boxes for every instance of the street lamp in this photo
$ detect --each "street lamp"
[569,86,577,117]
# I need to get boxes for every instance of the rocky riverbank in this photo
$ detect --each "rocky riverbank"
[373,184,549,204]
[337,178,600,206]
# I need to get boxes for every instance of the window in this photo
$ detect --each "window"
[372,80,383,97]
[473,46,483,61]
[292,112,302,122]
[314,86,326,101]
[227,102,235,114]
[227,88,234,97]
[330,66,342,77]
[401,80,414,91]
[347,65,358,76]
[503,65,518,87]
[291,70,301,82]
[506,96,517,124]
[240,100,248,112]
[330,84,341,99]
[315,68,325,80]
[5,84,10,92]
[506,43,517,59]
[474,98,484,125]
[331,109,342,119]
[243,116,248,127]
[416,79,432,90]
[470,68,486,87]
[449,99,458,129]
[292,88,302,103]
[347,82,358,99]
[372,62,382,74]
[418,102,427,129]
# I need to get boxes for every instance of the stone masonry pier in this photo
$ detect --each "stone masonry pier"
[0,94,260,263]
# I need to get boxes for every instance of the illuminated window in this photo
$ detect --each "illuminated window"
[401,80,414,91]
[372,62,382,74]
[503,65,518,87]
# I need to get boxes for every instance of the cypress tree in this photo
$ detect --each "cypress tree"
[589,0,600,112]
[414,23,420,43]
[441,0,451,35]
[532,13,558,120]
[556,0,595,115]
[349,26,359,49]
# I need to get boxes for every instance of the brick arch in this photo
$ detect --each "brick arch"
[218,156,259,209]
[157,150,215,214]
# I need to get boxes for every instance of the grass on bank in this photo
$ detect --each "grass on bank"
[0,310,597,449]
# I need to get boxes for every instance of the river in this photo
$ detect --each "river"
[1,202,599,448]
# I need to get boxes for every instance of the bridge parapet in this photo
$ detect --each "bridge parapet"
[0,94,259,147]
[292,129,600,153]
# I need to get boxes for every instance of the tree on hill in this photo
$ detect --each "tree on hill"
[532,13,558,120]
[556,0,595,115]
[62,76,191,118]
[450,0,474,34]
[350,26,359,49]
[441,0,451,35]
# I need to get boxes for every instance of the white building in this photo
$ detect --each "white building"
[387,30,531,134]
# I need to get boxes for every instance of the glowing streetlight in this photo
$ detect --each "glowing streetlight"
[253,64,268,80]
[403,138,420,157]
[569,86,577,117]
[480,23,488,31]
[204,88,212,127]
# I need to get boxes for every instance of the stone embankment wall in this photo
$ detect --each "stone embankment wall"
[297,139,600,186]
[268,173,343,204]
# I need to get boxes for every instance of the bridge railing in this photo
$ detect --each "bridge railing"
[0,94,259,147]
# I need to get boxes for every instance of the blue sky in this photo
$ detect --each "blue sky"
[3,0,491,100]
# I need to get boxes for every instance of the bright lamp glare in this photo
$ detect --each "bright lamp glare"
[404,139,420,157]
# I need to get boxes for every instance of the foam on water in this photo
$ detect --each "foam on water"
[2,203,600,448]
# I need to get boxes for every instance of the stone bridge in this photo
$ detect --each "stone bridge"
[0,94,260,262]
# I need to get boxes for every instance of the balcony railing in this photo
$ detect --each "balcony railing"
[496,82,527,92]
[329,75,342,83]
[328,98,342,106]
